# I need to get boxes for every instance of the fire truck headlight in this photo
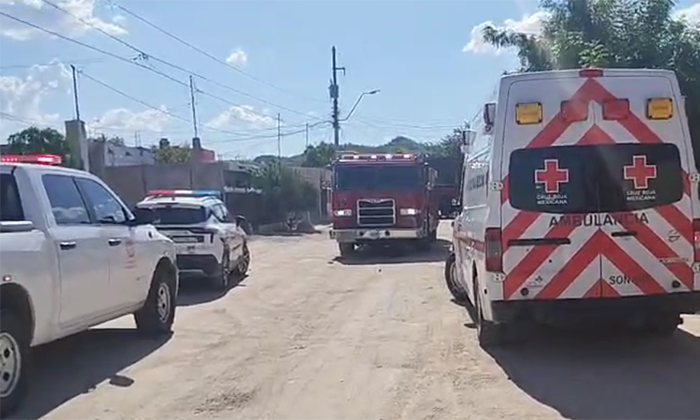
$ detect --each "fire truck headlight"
[400,208,419,216]
[334,209,352,217]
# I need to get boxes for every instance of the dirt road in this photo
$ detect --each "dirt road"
[16,221,700,420]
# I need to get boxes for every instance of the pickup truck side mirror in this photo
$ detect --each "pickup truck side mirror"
[130,207,156,226]
[0,220,35,233]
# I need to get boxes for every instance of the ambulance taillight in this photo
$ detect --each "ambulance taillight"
[484,228,503,273]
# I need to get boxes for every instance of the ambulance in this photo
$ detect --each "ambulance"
[449,68,700,346]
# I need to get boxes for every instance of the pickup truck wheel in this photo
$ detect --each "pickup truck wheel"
[134,267,176,336]
[0,310,30,417]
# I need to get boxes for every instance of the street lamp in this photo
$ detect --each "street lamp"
[340,89,380,122]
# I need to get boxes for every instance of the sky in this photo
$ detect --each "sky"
[1,0,699,160]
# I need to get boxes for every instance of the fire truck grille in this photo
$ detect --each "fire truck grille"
[357,199,395,226]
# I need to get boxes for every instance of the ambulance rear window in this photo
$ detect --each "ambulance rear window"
[508,143,683,214]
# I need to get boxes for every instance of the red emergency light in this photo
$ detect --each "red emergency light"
[1,154,63,165]
[146,189,222,199]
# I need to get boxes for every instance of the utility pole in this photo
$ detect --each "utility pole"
[329,46,345,148]
[276,113,282,167]
[70,64,81,121]
[305,122,309,147]
[189,75,199,139]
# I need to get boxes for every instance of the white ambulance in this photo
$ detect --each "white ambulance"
[448,68,700,347]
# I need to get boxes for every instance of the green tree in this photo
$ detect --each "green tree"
[152,143,191,164]
[426,128,464,158]
[252,162,318,222]
[480,0,700,160]
[301,142,336,167]
[6,126,70,157]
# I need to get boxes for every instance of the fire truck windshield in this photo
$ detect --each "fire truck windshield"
[334,165,422,191]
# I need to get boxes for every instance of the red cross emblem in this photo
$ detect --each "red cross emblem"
[623,155,656,190]
[535,159,569,194]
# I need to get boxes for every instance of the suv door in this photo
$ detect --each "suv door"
[75,176,147,306]
[42,174,110,327]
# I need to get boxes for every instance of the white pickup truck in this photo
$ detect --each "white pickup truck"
[0,160,179,416]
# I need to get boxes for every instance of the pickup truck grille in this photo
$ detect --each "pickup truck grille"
[357,199,395,226]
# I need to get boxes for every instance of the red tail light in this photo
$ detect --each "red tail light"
[561,100,588,122]
[485,228,503,272]
[693,219,700,262]
[603,99,630,120]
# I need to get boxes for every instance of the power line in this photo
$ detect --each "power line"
[79,70,287,139]
[38,0,324,121]
[0,11,318,127]
[0,58,104,70]
[110,1,327,105]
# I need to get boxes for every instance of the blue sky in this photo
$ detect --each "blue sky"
[1,0,698,159]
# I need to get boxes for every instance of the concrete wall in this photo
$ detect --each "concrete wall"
[104,162,227,206]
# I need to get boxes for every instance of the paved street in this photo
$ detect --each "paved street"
[14,221,700,420]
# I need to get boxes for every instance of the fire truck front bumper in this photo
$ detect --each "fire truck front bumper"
[330,228,422,242]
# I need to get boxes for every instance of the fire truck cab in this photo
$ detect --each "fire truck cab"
[329,152,440,257]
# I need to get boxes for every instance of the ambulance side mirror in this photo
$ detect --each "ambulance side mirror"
[483,102,496,127]
[460,129,477,154]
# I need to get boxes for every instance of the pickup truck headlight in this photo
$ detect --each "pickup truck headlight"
[400,208,419,216]
[334,209,352,217]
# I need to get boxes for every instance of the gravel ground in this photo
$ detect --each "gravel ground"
[14,221,700,420]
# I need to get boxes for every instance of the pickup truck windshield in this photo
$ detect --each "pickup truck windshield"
[0,173,24,221]
[334,165,422,191]
[146,205,207,225]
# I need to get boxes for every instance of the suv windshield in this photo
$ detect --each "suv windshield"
[508,143,683,214]
[146,205,207,225]
[334,165,422,191]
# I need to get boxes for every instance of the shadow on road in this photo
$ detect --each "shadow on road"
[485,327,700,419]
[10,328,170,420]
[334,238,451,266]
[176,274,248,307]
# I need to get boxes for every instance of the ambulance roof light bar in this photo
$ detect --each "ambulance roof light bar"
[146,189,222,199]
[1,154,63,165]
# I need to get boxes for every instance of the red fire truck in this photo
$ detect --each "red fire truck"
[329,153,440,257]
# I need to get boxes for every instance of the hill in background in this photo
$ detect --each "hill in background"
[250,136,429,166]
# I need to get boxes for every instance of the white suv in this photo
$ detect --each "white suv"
[135,190,250,289]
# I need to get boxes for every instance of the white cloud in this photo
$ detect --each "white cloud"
[463,11,549,55]
[89,107,172,132]
[207,105,274,129]
[225,48,248,66]
[674,3,700,25]
[0,58,72,126]
[0,0,126,41]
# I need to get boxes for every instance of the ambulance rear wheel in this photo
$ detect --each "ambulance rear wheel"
[474,277,506,347]
[338,242,356,258]
[643,314,681,336]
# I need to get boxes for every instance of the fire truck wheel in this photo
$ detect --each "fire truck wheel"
[428,229,437,243]
[338,243,356,258]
